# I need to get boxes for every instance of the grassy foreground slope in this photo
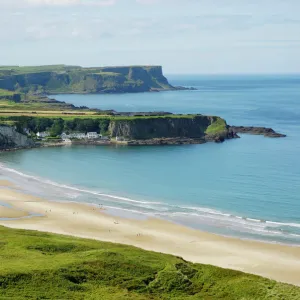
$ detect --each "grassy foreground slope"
[0,226,299,300]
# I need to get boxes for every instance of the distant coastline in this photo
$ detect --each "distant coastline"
[0,64,190,95]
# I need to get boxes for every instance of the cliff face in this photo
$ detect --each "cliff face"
[0,126,35,150]
[108,115,232,141]
[0,65,174,94]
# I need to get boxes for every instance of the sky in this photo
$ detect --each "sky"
[0,0,300,74]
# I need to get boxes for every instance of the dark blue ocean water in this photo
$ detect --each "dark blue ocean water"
[1,75,300,244]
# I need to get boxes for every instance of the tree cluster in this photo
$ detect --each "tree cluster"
[6,116,110,137]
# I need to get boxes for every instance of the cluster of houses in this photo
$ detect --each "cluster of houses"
[36,131,109,141]
[61,132,101,140]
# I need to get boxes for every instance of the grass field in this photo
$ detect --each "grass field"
[0,89,14,97]
[205,117,227,134]
[0,109,198,120]
[0,101,71,112]
[0,226,299,299]
[0,65,80,74]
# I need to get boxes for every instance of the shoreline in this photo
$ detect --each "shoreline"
[1,181,300,286]
[0,138,215,153]
[1,161,299,246]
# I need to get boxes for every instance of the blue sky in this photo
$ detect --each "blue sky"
[1,0,300,74]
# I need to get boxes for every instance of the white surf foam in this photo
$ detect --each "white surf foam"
[0,164,163,205]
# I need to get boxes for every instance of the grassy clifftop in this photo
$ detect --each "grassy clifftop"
[0,65,174,94]
[0,226,299,299]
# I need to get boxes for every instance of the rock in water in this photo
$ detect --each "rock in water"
[229,126,286,138]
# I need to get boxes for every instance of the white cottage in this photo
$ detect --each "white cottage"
[37,132,50,138]
[87,132,99,139]
[61,132,86,139]
[61,132,68,139]
[71,133,86,139]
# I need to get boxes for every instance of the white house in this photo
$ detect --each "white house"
[61,132,86,140]
[87,132,99,139]
[37,132,50,138]
[61,133,69,139]
[71,133,86,139]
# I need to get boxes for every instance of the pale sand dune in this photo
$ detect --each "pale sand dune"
[1,186,300,286]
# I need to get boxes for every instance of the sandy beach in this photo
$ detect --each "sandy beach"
[1,182,300,287]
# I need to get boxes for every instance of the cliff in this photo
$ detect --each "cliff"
[0,65,175,94]
[108,115,235,142]
[0,126,35,150]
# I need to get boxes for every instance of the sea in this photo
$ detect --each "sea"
[1,74,300,245]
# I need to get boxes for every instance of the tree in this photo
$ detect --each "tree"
[50,119,64,137]
[99,119,110,135]
[64,120,76,132]
[35,118,53,133]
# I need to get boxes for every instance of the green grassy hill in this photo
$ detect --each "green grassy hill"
[0,226,299,299]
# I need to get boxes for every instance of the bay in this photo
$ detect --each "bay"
[1,74,300,244]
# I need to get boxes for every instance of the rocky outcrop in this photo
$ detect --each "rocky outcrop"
[204,128,239,143]
[0,126,35,150]
[230,126,286,138]
[0,65,175,94]
[127,138,206,145]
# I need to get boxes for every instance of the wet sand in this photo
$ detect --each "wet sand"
[0,180,15,187]
[1,183,300,286]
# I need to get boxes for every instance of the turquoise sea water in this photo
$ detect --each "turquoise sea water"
[1,75,300,244]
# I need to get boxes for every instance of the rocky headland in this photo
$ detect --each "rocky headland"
[0,114,286,151]
[0,65,181,95]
